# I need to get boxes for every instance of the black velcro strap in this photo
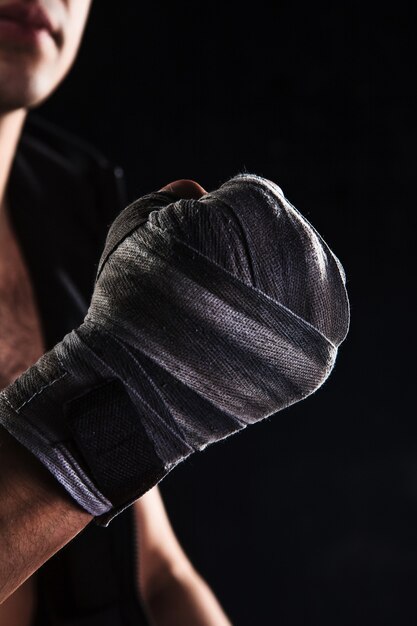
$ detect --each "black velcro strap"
[65,379,165,505]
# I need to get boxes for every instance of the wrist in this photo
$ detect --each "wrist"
[0,426,92,522]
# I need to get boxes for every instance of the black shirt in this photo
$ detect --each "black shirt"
[7,114,150,626]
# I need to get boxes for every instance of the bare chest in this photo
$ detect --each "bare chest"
[0,286,44,391]
[0,221,44,390]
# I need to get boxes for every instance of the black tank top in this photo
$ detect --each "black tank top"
[7,115,151,626]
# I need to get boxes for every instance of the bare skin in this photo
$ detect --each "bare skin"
[0,431,93,615]
[0,200,44,388]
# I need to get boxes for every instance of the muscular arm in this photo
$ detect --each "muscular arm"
[135,488,232,626]
[0,428,92,604]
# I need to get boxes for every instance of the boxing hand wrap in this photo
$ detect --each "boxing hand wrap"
[0,174,350,526]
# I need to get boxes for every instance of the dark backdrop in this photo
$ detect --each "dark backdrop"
[38,3,416,625]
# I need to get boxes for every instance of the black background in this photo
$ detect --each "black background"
[38,3,416,625]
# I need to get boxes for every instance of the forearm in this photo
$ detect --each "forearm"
[144,560,232,626]
[134,490,232,625]
[0,427,92,603]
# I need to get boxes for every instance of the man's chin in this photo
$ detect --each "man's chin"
[0,73,56,114]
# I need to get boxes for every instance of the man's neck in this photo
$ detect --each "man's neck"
[0,109,27,239]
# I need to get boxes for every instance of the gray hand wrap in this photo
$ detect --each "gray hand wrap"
[0,173,350,526]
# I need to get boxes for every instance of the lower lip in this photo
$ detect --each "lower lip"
[0,17,53,48]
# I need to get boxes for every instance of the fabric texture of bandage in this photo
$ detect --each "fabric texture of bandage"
[0,173,350,526]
